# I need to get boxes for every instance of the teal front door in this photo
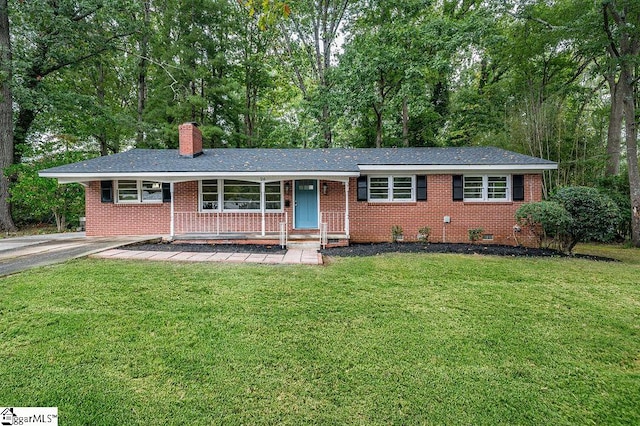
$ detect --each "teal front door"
[295,180,318,229]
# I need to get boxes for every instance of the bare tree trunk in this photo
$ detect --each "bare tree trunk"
[402,97,409,147]
[0,0,16,231]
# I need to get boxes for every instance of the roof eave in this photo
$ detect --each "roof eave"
[358,164,558,173]
[39,170,359,184]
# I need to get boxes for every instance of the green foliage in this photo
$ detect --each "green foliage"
[597,174,631,240]
[516,201,572,249]
[391,224,403,242]
[551,186,622,253]
[468,227,484,243]
[7,142,90,231]
[417,226,431,242]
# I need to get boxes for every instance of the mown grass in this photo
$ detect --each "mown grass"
[1,251,639,425]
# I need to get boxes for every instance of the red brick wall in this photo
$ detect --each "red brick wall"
[87,175,542,246]
[85,181,172,236]
[343,174,542,246]
[86,181,204,236]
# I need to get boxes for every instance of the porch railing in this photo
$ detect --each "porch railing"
[320,211,346,234]
[175,211,288,236]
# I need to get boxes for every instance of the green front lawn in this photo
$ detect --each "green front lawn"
[1,252,639,425]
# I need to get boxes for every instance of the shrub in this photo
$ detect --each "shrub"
[516,201,572,249]
[417,226,431,242]
[597,175,631,240]
[468,228,484,243]
[551,186,621,253]
[7,146,89,232]
[391,225,403,243]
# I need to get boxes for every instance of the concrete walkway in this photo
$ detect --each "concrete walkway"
[0,233,322,277]
[92,248,323,265]
[0,233,157,277]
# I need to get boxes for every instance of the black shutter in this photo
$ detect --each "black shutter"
[357,176,368,201]
[512,174,525,201]
[417,175,427,201]
[100,180,113,203]
[162,182,171,202]
[452,175,463,201]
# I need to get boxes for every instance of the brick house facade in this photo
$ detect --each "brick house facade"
[42,123,555,248]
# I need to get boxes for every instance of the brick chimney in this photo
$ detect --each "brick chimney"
[178,122,203,157]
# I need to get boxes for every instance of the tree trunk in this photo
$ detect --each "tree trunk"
[622,68,640,246]
[605,1,640,246]
[244,82,256,147]
[321,104,332,148]
[96,62,109,156]
[0,0,16,231]
[374,105,383,149]
[136,0,150,147]
[605,75,623,176]
[402,97,409,147]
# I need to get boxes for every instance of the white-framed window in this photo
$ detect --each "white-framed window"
[464,175,510,201]
[200,180,218,211]
[224,180,261,210]
[116,180,163,203]
[199,179,282,212]
[264,182,282,210]
[368,176,415,202]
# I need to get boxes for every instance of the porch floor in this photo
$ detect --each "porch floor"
[170,232,349,249]
[172,232,348,240]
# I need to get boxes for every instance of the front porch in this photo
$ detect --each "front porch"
[171,211,349,248]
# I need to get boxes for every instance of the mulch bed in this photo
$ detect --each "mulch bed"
[321,242,616,261]
[123,242,287,255]
[123,241,615,261]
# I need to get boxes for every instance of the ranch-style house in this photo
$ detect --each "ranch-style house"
[40,123,557,248]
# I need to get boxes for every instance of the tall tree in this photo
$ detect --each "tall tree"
[10,0,135,162]
[279,0,351,147]
[0,0,15,230]
[603,0,640,246]
[136,0,151,147]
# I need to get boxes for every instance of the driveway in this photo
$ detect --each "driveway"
[0,233,157,277]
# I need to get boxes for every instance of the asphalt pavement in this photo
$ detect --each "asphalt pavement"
[0,233,157,277]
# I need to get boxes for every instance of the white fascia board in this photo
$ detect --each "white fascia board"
[40,171,357,184]
[358,164,557,174]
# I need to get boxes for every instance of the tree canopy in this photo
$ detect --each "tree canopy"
[0,0,639,245]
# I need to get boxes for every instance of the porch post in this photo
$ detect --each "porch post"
[170,182,175,239]
[344,180,350,236]
[260,180,266,236]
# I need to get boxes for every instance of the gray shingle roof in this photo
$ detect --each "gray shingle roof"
[40,147,556,175]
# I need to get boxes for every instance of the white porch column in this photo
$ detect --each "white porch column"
[170,182,175,239]
[344,181,350,236]
[260,180,266,236]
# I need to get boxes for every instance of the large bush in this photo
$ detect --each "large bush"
[7,144,89,231]
[597,175,631,240]
[516,187,621,253]
[552,186,621,253]
[515,201,571,248]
